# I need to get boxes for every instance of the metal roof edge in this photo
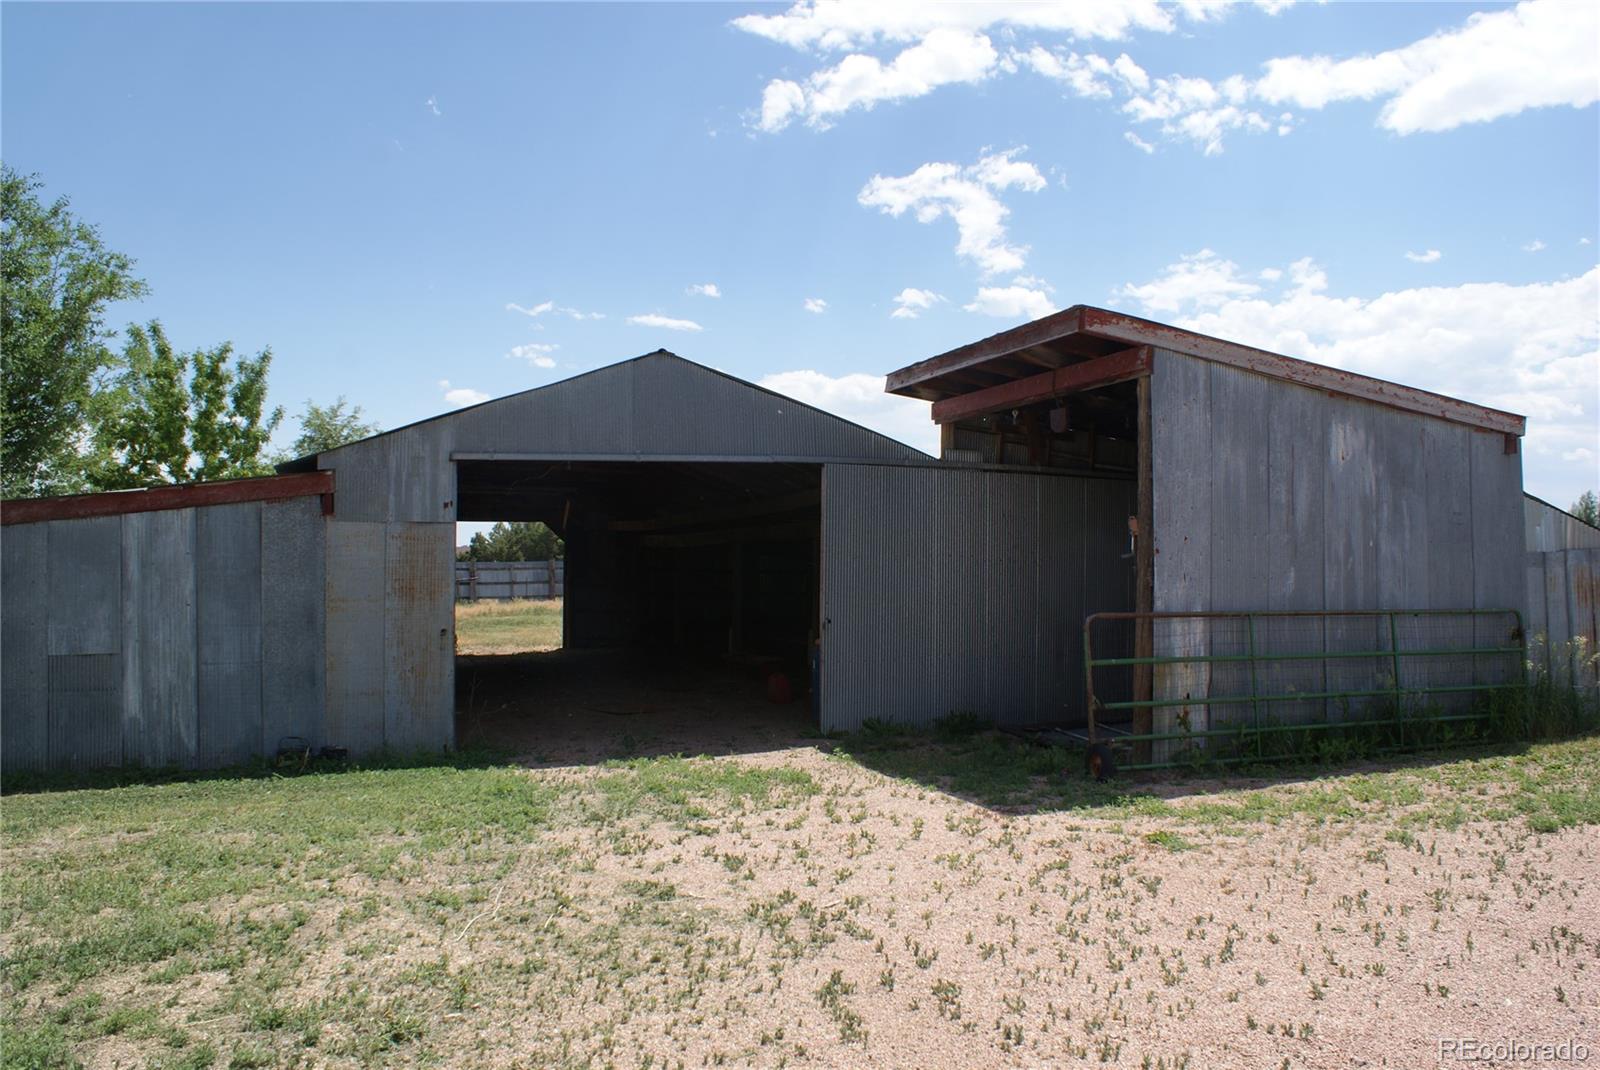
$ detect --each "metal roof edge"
[1,470,333,526]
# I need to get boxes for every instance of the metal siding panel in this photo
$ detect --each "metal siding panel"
[980,473,1037,721]
[633,354,758,456]
[820,463,1113,731]
[262,498,326,753]
[196,502,263,767]
[1470,429,1525,614]
[1039,478,1087,722]
[1422,420,1474,608]
[384,522,455,751]
[1208,364,1271,611]
[1545,552,1572,680]
[1572,550,1600,690]
[47,654,121,769]
[1263,382,1328,722]
[1523,553,1549,674]
[46,515,121,655]
[325,521,387,754]
[2,523,49,773]
[1150,351,1211,747]
[122,509,198,768]
[1375,407,1431,609]
[1469,429,1525,685]
[451,358,637,456]
[1323,401,1379,612]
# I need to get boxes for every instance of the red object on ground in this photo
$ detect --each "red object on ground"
[766,672,793,704]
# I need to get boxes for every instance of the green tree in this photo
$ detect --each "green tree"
[458,521,565,562]
[1,166,147,496]
[1572,490,1599,529]
[287,396,380,457]
[89,320,284,488]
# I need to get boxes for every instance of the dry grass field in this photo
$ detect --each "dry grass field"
[454,599,563,655]
[3,697,1596,1069]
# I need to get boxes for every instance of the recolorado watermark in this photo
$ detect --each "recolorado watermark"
[1439,1037,1590,1063]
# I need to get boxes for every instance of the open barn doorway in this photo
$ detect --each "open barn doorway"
[452,459,822,760]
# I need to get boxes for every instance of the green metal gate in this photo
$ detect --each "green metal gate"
[1084,609,1526,770]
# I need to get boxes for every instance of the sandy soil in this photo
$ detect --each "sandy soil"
[431,654,1599,1069]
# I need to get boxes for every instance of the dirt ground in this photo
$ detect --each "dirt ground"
[7,653,1594,1069]
[442,653,1597,1069]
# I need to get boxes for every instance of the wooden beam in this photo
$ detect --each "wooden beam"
[886,307,1085,397]
[2,471,334,526]
[929,347,1151,425]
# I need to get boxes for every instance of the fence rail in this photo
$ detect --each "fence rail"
[455,559,564,601]
[1085,608,1525,770]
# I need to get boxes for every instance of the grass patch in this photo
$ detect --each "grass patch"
[455,597,563,654]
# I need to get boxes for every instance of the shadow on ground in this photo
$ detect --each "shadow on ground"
[456,647,820,766]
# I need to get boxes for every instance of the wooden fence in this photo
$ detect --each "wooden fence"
[1524,548,1599,690]
[455,559,564,601]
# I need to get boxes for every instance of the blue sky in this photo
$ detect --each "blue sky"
[4,1,1596,517]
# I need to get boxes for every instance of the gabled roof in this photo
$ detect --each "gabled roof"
[886,305,1524,436]
[281,350,930,470]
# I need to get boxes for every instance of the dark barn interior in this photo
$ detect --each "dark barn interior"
[454,459,824,750]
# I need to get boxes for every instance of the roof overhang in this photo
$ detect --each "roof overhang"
[887,305,1525,437]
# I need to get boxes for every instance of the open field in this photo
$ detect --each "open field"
[3,717,1597,1069]
[455,598,563,655]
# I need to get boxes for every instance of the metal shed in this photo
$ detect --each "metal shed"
[887,306,1529,761]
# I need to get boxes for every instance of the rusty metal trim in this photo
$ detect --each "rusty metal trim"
[2,471,334,526]
[929,346,1150,424]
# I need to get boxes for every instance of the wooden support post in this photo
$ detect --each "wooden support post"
[1133,374,1155,765]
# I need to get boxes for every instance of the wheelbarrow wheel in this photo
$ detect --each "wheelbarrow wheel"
[1086,743,1117,782]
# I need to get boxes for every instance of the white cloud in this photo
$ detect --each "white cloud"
[756,370,936,456]
[736,2,1303,133]
[754,29,999,131]
[425,96,441,116]
[859,149,1046,275]
[964,285,1057,320]
[1253,1,1599,135]
[1581,237,1593,246]
[687,282,722,298]
[627,313,704,331]
[1118,253,1600,506]
[1124,130,1155,153]
[740,1,1595,151]
[1115,249,1261,312]
[439,380,489,407]
[506,300,604,321]
[508,343,559,369]
[1523,239,1547,253]
[890,287,945,319]
[803,297,828,314]
[1405,249,1443,263]
[732,2,1183,52]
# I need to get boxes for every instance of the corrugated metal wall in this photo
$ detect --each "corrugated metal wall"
[0,495,327,775]
[1526,495,1600,552]
[1147,349,1526,740]
[1525,549,1599,691]
[819,462,1134,731]
[316,352,928,525]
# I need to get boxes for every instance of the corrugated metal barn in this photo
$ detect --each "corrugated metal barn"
[2,309,1541,773]
[1,350,1134,772]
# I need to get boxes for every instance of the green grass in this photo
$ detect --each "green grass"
[455,597,563,654]
[0,752,815,1069]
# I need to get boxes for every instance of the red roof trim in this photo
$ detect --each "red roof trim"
[1,471,333,526]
